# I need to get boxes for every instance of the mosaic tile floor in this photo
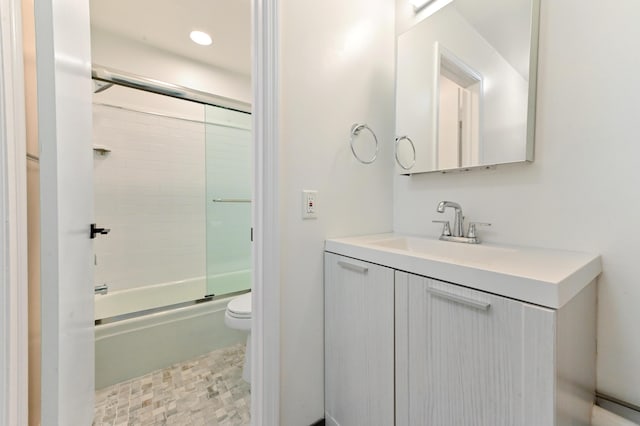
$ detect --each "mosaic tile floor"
[93,344,250,426]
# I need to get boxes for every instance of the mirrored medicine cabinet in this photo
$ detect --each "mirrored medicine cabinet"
[395,0,541,174]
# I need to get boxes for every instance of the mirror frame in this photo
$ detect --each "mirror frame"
[395,0,541,175]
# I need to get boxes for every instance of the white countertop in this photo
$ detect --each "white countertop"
[325,234,602,309]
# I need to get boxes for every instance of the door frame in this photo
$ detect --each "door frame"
[0,0,29,423]
[1,0,281,424]
[251,0,280,424]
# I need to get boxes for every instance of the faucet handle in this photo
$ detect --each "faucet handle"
[432,220,452,237]
[467,222,491,238]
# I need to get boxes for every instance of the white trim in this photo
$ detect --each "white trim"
[0,0,29,424]
[251,0,280,424]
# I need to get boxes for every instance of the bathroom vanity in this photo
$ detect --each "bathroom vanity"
[324,234,601,426]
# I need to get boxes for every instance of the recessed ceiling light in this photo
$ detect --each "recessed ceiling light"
[190,30,212,46]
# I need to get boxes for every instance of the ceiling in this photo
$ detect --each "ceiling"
[90,0,251,76]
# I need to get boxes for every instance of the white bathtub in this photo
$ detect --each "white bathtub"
[94,275,250,389]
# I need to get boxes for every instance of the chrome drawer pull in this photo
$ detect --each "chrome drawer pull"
[427,286,490,310]
[338,260,369,274]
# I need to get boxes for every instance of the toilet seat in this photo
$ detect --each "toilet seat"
[227,291,251,318]
[225,292,252,331]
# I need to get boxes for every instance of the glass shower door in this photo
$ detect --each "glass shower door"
[205,105,252,297]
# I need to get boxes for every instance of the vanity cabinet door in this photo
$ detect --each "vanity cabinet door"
[395,271,556,426]
[324,253,395,426]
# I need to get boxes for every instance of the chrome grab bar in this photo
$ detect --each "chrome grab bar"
[212,198,252,203]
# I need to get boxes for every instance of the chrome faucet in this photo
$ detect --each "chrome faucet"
[434,201,491,244]
[436,201,464,237]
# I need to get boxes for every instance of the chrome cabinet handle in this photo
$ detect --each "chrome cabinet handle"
[427,285,490,310]
[338,260,369,274]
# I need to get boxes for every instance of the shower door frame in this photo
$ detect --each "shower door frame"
[92,65,251,113]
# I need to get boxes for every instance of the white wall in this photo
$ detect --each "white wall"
[278,0,396,423]
[91,28,251,104]
[394,0,640,407]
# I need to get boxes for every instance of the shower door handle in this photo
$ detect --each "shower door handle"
[90,223,111,239]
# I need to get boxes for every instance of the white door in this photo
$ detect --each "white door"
[437,75,461,169]
[35,0,95,424]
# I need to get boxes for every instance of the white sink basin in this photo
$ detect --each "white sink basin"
[325,233,601,309]
[370,236,518,264]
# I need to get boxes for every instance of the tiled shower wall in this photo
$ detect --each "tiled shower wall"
[92,102,206,293]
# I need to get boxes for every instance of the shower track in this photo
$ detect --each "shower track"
[92,64,251,113]
[95,289,249,326]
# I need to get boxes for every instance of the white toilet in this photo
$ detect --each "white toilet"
[224,291,252,383]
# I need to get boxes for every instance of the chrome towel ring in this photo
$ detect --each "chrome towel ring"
[350,123,378,164]
[395,135,416,170]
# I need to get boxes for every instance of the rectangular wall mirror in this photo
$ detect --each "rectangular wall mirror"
[395,0,540,174]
